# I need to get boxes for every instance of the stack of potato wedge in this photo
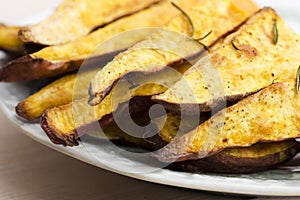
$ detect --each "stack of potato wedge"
[0,0,299,174]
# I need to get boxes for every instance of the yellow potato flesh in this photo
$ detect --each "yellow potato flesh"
[30,0,201,62]
[154,8,300,110]
[89,0,259,105]
[156,80,300,162]
[19,0,162,45]
[0,24,23,53]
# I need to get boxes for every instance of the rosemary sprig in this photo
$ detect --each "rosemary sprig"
[231,40,240,50]
[171,2,194,37]
[196,30,212,41]
[296,65,300,94]
[194,31,212,51]
[196,41,209,51]
[273,18,278,45]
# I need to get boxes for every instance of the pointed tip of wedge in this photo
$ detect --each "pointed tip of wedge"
[87,82,107,106]
[15,101,35,121]
[18,27,30,42]
[87,82,99,106]
[40,111,79,147]
[0,55,32,82]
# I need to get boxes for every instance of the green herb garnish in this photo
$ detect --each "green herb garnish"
[296,65,300,94]
[273,18,278,45]
[196,41,209,51]
[196,30,212,41]
[194,30,212,51]
[171,2,194,37]
[231,40,240,50]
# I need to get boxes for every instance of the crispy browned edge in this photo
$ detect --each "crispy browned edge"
[40,96,154,146]
[0,55,79,82]
[0,49,124,82]
[169,141,300,174]
[40,111,115,146]
[15,99,33,120]
[146,132,300,173]
[152,132,300,163]
[153,91,256,113]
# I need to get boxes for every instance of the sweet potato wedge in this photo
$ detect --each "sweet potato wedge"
[41,96,155,146]
[153,8,300,112]
[154,80,300,163]
[18,0,160,45]
[88,0,259,106]
[16,56,190,121]
[15,51,120,120]
[16,73,77,120]
[144,113,299,173]
[84,109,299,174]
[172,140,300,173]
[1,0,196,82]
[0,24,24,54]
[78,109,298,174]
[40,62,192,146]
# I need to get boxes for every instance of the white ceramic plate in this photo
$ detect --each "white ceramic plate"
[1,0,300,197]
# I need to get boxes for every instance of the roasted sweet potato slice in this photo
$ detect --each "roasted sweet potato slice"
[76,108,299,174]
[18,0,160,45]
[16,56,190,121]
[16,73,77,120]
[41,96,155,146]
[1,0,196,82]
[88,0,259,106]
[172,140,300,174]
[15,51,120,120]
[154,80,300,163]
[40,63,191,146]
[153,8,300,112]
[0,24,24,54]
[144,113,299,173]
